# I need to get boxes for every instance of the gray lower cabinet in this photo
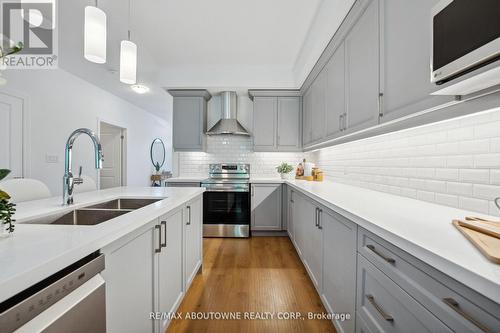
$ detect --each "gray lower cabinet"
[253,96,301,151]
[290,189,357,331]
[356,314,375,333]
[169,90,211,152]
[157,210,184,332]
[184,197,203,291]
[357,254,452,333]
[321,209,357,333]
[379,0,453,122]
[287,188,295,241]
[344,0,380,134]
[251,183,282,231]
[103,224,156,333]
[102,211,186,333]
[358,228,500,333]
[287,186,500,333]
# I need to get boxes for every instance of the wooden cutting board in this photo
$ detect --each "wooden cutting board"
[457,219,500,239]
[453,220,500,264]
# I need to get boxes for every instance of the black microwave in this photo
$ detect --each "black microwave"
[431,0,500,84]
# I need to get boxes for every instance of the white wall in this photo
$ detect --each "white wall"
[1,69,171,195]
[310,107,500,216]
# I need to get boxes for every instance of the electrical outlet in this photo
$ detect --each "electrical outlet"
[45,154,59,163]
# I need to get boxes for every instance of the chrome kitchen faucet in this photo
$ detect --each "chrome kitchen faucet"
[63,128,103,205]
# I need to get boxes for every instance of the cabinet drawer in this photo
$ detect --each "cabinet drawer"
[356,314,375,333]
[359,228,500,333]
[357,254,452,333]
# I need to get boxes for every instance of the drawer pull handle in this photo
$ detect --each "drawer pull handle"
[367,244,395,264]
[186,206,191,225]
[155,225,162,253]
[161,221,167,248]
[315,207,319,227]
[366,295,393,322]
[442,298,491,333]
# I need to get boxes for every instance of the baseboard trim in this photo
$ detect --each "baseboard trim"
[252,231,288,237]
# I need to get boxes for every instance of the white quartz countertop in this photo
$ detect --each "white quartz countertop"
[282,179,500,304]
[0,186,204,303]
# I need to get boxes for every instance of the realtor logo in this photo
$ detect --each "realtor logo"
[1,0,58,69]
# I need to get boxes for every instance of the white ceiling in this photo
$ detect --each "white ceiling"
[57,0,354,119]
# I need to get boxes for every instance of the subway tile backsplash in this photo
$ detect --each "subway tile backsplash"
[309,107,500,216]
[174,136,305,178]
[176,107,500,216]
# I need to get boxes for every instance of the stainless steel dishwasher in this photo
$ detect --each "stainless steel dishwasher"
[0,252,106,333]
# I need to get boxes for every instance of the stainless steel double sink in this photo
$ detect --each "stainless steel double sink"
[32,198,163,226]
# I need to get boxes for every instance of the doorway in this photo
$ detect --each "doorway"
[99,122,126,189]
[0,91,25,178]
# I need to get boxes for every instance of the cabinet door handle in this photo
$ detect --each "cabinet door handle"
[155,225,162,253]
[186,206,191,225]
[366,295,393,322]
[378,93,384,119]
[161,221,167,248]
[318,209,323,229]
[339,115,343,131]
[366,244,395,264]
[442,298,491,333]
[343,112,347,130]
[315,207,319,227]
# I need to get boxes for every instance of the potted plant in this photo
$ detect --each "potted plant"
[0,169,15,236]
[276,162,294,180]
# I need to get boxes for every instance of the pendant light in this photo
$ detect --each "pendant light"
[84,0,107,64]
[120,0,137,84]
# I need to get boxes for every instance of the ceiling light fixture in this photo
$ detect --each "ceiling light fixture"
[120,0,137,84]
[131,84,149,94]
[84,0,107,64]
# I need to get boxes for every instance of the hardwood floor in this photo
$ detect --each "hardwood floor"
[167,237,336,333]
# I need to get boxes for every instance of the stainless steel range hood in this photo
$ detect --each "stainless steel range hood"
[206,91,250,136]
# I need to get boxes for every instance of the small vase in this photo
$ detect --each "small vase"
[280,173,288,180]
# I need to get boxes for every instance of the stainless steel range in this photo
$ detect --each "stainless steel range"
[201,163,250,238]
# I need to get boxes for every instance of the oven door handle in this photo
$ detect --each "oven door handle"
[203,187,249,192]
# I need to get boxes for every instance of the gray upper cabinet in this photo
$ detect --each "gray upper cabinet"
[345,0,380,134]
[311,70,327,143]
[252,93,301,152]
[325,42,346,139]
[277,97,301,150]
[379,0,453,122]
[253,97,277,149]
[302,88,313,146]
[168,90,211,152]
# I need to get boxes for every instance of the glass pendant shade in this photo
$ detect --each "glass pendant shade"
[84,6,107,64]
[120,40,137,84]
